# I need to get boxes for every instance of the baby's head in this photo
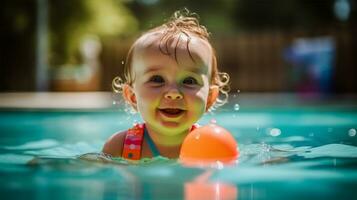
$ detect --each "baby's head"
[113,10,229,134]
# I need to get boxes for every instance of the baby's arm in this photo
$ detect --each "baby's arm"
[102,130,127,157]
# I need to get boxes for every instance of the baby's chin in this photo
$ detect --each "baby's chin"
[151,121,193,135]
[160,121,191,131]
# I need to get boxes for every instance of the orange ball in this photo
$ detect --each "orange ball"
[180,124,239,165]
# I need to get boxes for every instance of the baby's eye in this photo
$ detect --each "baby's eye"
[149,75,165,83]
[182,77,198,85]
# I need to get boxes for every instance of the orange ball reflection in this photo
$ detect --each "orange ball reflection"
[180,124,239,165]
[185,181,238,200]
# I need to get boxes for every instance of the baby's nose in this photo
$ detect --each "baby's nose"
[164,89,183,100]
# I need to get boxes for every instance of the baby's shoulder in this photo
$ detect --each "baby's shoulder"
[102,130,128,157]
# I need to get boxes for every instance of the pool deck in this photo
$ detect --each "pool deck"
[0,92,356,110]
[0,92,113,109]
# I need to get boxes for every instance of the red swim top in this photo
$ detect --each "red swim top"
[122,123,198,160]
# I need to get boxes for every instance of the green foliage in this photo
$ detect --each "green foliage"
[49,0,138,66]
[124,0,237,33]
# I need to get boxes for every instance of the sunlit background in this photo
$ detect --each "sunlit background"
[1,2,357,199]
[1,0,356,95]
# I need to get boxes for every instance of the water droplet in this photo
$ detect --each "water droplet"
[121,61,125,65]
[112,101,117,105]
[234,104,240,111]
[256,126,260,131]
[309,132,314,137]
[195,134,200,140]
[269,128,281,137]
[237,89,240,93]
[210,119,217,124]
[215,161,224,170]
[348,128,356,137]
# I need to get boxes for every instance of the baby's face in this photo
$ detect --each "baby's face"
[129,32,214,135]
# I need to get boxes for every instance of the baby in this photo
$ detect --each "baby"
[102,10,230,160]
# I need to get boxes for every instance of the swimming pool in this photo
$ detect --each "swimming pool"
[0,93,357,200]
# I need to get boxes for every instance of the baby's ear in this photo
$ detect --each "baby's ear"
[122,84,137,110]
[206,85,219,111]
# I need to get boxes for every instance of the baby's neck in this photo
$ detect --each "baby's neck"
[145,125,189,158]
[146,125,188,146]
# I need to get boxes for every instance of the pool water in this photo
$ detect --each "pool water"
[0,105,357,200]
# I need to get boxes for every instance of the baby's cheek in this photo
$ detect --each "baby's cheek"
[140,88,159,99]
[138,96,158,112]
[138,88,161,103]
[189,96,206,117]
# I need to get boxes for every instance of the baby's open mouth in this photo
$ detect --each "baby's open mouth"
[158,108,185,117]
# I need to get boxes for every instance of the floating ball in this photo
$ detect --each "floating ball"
[180,124,239,165]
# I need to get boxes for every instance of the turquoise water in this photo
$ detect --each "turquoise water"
[0,106,357,200]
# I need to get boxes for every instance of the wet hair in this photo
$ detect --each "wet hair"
[113,9,230,110]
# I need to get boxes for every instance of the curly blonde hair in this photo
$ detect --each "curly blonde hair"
[113,9,230,110]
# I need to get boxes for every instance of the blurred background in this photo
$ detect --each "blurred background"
[1,0,356,95]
